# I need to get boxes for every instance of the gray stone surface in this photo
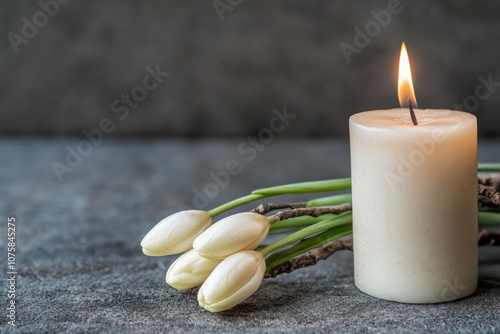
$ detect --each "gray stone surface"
[0,138,499,333]
[1,1,500,137]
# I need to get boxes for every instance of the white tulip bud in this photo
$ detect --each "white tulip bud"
[166,249,222,290]
[198,251,266,312]
[141,210,212,256]
[193,212,270,259]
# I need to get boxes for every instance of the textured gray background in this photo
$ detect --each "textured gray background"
[0,138,499,333]
[1,1,500,137]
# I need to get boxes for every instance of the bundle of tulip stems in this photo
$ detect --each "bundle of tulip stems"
[141,163,500,312]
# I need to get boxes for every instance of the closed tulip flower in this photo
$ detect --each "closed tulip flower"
[141,210,212,256]
[166,249,222,290]
[193,212,270,259]
[198,251,266,312]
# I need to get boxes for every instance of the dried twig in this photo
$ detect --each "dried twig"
[479,201,500,212]
[252,202,307,215]
[479,196,500,211]
[478,229,500,246]
[265,238,353,278]
[478,183,500,206]
[478,175,500,189]
[272,203,352,221]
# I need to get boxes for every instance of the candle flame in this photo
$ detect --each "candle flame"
[398,42,417,108]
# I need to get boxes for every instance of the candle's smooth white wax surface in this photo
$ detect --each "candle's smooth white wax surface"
[349,109,477,303]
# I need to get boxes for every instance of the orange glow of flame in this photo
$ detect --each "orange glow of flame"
[398,42,417,108]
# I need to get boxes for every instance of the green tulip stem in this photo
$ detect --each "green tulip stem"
[252,178,351,196]
[307,193,352,207]
[208,177,353,217]
[260,212,352,257]
[265,223,353,274]
[268,215,334,233]
[478,211,500,225]
[478,163,500,172]
[208,194,267,217]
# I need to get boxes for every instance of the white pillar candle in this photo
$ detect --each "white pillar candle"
[349,109,478,303]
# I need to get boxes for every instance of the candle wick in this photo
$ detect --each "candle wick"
[408,98,418,126]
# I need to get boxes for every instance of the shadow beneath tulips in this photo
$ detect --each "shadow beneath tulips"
[217,285,303,316]
[219,278,355,316]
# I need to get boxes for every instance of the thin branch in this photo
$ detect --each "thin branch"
[479,196,500,212]
[478,183,500,206]
[478,229,500,246]
[251,202,307,215]
[478,174,500,190]
[265,238,353,278]
[272,203,352,221]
